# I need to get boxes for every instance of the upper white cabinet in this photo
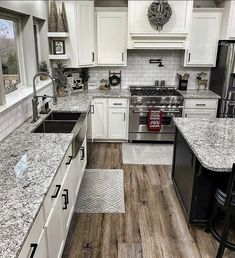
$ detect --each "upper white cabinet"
[220,1,235,40]
[96,11,127,66]
[184,9,222,67]
[128,0,194,49]
[65,0,95,67]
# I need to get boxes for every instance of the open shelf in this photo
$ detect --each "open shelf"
[49,54,70,60]
[47,32,69,38]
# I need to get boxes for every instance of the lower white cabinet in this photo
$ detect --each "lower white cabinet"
[19,138,87,258]
[91,98,129,141]
[183,98,218,118]
[108,108,127,139]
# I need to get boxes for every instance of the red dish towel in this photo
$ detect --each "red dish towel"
[148,110,163,131]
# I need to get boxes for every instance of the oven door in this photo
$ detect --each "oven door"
[129,106,182,134]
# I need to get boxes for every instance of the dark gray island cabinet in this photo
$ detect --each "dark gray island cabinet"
[172,118,235,225]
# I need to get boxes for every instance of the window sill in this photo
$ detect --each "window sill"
[0,80,52,114]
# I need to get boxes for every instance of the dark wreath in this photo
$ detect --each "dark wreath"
[147,0,172,31]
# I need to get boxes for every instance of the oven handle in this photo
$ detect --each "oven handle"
[132,110,181,114]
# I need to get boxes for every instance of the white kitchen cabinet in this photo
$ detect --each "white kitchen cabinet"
[184,9,222,67]
[91,98,129,141]
[97,11,127,66]
[183,98,218,118]
[220,1,235,40]
[45,195,64,258]
[92,98,108,139]
[65,0,95,67]
[128,0,193,49]
[77,0,95,66]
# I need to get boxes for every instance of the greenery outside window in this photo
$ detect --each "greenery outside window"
[0,16,21,95]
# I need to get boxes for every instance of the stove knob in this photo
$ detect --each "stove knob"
[138,102,142,106]
[165,102,169,106]
[171,102,175,106]
[160,101,165,106]
[132,102,137,106]
[146,101,151,106]
[151,101,156,106]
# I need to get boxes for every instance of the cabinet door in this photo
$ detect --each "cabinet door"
[61,169,75,236]
[108,108,128,140]
[77,0,95,66]
[129,1,193,34]
[185,11,221,67]
[228,2,235,38]
[183,109,216,118]
[92,99,108,139]
[45,196,64,258]
[97,12,127,65]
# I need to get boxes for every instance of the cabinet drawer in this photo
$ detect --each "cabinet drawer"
[43,168,62,220]
[184,99,217,109]
[108,98,128,108]
[19,208,45,258]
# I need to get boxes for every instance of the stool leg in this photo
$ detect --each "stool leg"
[216,212,231,258]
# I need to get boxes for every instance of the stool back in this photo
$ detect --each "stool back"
[224,163,235,209]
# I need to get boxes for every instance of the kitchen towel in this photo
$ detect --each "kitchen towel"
[74,169,125,213]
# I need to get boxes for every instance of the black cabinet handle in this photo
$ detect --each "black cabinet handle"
[30,243,38,258]
[64,189,69,204]
[92,52,95,62]
[66,156,72,165]
[188,52,191,62]
[196,103,206,106]
[51,185,61,199]
[80,147,85,160]
[62,194,67,210]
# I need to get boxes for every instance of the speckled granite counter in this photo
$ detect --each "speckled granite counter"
[174,118,235,172]
[0,89,131,258]
[179,89,220,99]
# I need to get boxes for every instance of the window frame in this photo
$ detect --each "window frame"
[0,12,26,97]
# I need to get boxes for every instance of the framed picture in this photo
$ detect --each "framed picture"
[53,40,65,55]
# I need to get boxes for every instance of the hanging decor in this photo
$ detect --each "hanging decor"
[147,0,172,31]
[48,0,58,32]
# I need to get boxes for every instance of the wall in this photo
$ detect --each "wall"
[89,50,210,89]
[0,84,53,142]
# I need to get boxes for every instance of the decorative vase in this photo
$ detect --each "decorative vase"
[40,74,48,81]
[57,86,65,97]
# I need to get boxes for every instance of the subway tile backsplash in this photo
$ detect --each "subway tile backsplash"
[89,50,210,89]
[0,85,52,142]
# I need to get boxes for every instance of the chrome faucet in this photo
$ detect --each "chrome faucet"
[32,72,57,122]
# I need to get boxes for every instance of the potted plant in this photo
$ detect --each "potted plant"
[53,61,67,97]
[39,61,49,80]
[80,68,89,91]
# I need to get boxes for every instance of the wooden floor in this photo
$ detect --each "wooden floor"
[62,143,235,258]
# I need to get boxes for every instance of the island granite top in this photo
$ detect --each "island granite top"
[179,89,220,99]
[174,118,235,172]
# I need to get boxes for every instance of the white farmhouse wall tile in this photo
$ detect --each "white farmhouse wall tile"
[89,50,210,89]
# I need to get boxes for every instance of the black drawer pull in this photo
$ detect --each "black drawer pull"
[62,194,67,210]
[64,189,69,204]
[113,103,123,106]
[30,243,38,258]
[80,147,85,160]
[66,156,72,165]
[51,185,61,199]
[196,103,206,106]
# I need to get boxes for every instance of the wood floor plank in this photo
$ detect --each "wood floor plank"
[62,143,235,258]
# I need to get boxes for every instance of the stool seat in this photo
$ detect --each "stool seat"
[215,188,235,207]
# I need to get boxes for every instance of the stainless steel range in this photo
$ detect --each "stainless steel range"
[129,86,184,142]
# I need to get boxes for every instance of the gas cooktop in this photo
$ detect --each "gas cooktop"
[130,86,182,97]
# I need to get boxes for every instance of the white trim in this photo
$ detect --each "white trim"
[0,80,52,114]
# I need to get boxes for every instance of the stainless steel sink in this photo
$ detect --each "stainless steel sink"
[32,112,87,158]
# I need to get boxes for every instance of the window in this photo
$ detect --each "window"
[0,17,21,94]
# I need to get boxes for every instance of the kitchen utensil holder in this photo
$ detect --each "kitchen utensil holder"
[178,79,188,91]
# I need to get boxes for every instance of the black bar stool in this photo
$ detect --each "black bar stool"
[209,163,235,258]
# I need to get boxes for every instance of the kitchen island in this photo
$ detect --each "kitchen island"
[172,118,235,225]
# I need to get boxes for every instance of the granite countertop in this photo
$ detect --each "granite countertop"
[0,89,130,258]
[0,93,93,258]
[174,118,235,172]
[179,89,220,99]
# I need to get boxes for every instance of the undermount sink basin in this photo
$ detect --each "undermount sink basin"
[45,112,81,121]
[32,120,77,133]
